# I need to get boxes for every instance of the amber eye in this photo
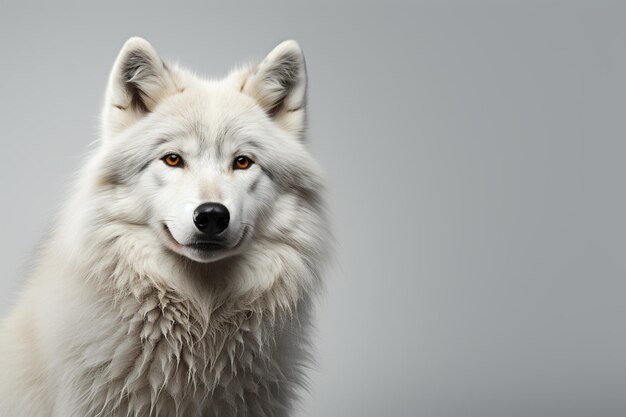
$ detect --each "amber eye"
[162,153,183,168]
[233,155,254,170]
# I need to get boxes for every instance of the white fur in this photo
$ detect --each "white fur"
[0,37,329,417]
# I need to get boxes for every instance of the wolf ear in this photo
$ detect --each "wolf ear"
[242,40,308,138]
[102,37,180,136]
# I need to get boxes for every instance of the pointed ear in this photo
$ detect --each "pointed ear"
[102,37,180,136]
[242,40,308,138]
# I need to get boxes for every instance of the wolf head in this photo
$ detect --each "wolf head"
[100,38,319,260]
[60,38,327,299]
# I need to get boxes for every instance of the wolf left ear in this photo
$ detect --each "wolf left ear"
[102,37,180,136]
[242,41,308,138]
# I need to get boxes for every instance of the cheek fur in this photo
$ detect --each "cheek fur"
[151,169,165,187]
[237,175,278,227]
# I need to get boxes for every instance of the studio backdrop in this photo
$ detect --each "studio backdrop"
[1,1,625,416]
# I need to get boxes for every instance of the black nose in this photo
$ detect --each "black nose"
[193,203,230,236]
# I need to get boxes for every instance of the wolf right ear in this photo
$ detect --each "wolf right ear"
[102,37,180,136]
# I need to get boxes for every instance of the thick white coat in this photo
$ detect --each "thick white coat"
[0,38,329,417]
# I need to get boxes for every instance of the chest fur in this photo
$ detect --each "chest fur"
[72,291,289,417]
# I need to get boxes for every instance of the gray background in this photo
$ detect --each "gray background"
[1,1,625,416]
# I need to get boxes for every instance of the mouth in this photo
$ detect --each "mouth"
[161,223,250,260]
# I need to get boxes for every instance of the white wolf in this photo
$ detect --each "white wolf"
[0,37,329,417]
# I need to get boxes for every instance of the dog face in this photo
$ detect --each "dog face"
[95,38,319,264]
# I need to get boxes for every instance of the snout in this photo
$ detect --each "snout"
[193,203,230,237]
[159,201,251,263]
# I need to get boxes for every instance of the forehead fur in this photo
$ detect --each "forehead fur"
[154,80,270,149]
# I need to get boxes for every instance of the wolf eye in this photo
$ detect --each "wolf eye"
[233,156,254,170]
[162,153,183,168]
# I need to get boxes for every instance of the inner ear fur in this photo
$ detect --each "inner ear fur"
[242,40,308,138]
[103,37,180,135]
